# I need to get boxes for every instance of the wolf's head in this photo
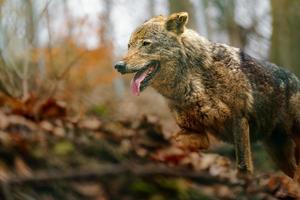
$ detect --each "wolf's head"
[115,12,193,96]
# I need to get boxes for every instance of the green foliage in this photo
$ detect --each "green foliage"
[53,141,75,156]
[82,140,125,163]
[87,104,108,117]
[252,143,277,172]
[130,179,158,195]
[128,177,218,200]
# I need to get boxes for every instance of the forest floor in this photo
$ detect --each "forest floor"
[0,95,299,200]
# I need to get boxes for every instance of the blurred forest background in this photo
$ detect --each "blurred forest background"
[0,0,300,199]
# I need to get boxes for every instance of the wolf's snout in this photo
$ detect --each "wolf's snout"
[114,61,127,74]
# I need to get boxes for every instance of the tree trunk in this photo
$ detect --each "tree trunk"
[270,0,300,77]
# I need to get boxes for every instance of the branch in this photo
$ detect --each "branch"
[57,50,86,80]
[2,163,241,187]
[46,50,86,98]
[37,0,53,19]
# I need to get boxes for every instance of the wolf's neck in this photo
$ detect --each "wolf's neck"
[181,30,213,69]
[153,63,207,106]
[165,72,207,107]
[155,32,214,104]
[153,72,190,102]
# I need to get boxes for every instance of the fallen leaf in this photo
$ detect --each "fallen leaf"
[38,98,67,119]
[14,157,32,177]
[151,146,188,165]
[0,162,11,181]
[53,127,65,137]
[7,115,37,131]
[78,118,102,130]
[0,111,8,129]
[72,183,106,198]
[39,120,54,132]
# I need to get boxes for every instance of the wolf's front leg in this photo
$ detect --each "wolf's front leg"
[172,129,210,151]
[233,117,253,174]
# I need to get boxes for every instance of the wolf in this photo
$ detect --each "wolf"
[114,12,300,180]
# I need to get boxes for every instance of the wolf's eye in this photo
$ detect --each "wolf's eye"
[142,40,152,46]
[128,43,131,49]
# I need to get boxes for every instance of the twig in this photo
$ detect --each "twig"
[0,51,21,98]
[46,50,87,99]
[45,7,54,70]
[2,163,241,187]
[21,47,30,101]
[37,0,53,19]
[57,50,87,80]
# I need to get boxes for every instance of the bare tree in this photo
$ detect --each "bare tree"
[270,0,300,76]
[0,0,38,99]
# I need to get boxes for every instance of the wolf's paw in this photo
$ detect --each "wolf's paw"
[172,131,209,151]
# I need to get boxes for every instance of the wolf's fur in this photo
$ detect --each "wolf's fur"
[117,12,300,179]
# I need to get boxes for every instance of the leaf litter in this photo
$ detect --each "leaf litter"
[0,95,298,199]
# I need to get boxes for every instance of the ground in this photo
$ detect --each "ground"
[0,94,299,200]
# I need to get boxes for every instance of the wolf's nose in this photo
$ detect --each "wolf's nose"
[114,61,126,73]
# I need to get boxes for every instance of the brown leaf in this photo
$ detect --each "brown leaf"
[0,111,9,129]
[39,120,54,132]
[136,148,148,157]
[151,146,189,165]
[14,157,32,177]
[7,115,37,131]
[72,183,106,198]
[266,176,300,198]
[9,94,38,119]
[78,118,102,130]
[0,162,11,181]
[0,131,11,146]
[9,133,29,152]
[3,94,67,120]
[37,99,67,119]
[53,127,66,137]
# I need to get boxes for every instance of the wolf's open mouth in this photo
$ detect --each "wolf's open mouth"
[130,61,159,96]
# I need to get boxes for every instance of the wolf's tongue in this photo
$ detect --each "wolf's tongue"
[130,71,148,96]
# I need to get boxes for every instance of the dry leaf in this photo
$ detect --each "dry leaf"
[0,111,9,129]
[7,115,37,131]
[38,99,67,119]
[0,162,11,181]
[151,146,188,165]
[78,118,101,130]
[53,127,66,137]
[72,183,105,198]
[14,157,32,177]
[39,120,54,132]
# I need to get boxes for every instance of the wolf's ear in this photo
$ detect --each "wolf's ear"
[165,12,188,34]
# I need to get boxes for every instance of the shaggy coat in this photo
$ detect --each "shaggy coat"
[115,12,300,181]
